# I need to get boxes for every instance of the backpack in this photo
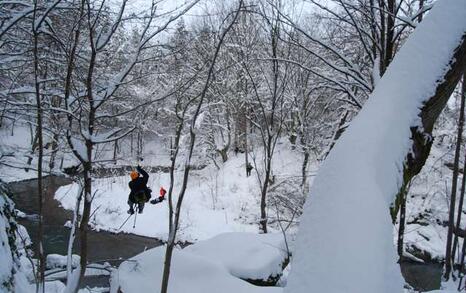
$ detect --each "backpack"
[134,188,152,203]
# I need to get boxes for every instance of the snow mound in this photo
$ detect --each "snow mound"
[46,254,80,269]
[185,232,289,281]
[110,245,283,293]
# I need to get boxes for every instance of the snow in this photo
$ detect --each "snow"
[110,244,283,293]
[0,193,17,292]
[54,142,305,242]
[184,232,289,281]
[285,1,466,293]
[46,254,80,270]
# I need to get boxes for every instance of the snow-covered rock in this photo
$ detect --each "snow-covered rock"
[185,232,289,283]
[46,254,81,270]
[110,246,282,293]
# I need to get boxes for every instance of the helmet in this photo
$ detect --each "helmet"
[130,170,139,180]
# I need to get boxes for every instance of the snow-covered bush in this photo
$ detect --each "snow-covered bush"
[0,183,27,292]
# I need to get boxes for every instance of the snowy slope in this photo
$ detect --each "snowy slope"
[54,142,305,242]
[285,1,466,293]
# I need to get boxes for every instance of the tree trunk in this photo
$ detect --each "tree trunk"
[32,5,45,290]
[391,35,466,226]
[77,165,92,286]
[383,0,396,75]
[301,147,309,187]
[452,73,466,267]
[260,136,273,234]
[397,183,409,257]
[159,5,242,291]
[160,241,175,293]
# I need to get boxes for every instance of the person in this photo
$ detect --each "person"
[246,162,253,177]
[150,186,166,205]
[127,165,151,214]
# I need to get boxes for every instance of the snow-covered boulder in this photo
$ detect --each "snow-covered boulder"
[185,232,289,284]
[46,254,80,270]
[110,246,283,293]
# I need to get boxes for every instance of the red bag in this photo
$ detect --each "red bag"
[160,187,167,197]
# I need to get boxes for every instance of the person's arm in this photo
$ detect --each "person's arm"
[137,166,149,185]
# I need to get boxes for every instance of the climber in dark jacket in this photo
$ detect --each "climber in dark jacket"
[127,166,151,214]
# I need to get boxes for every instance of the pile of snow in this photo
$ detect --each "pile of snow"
[54,142,306,242]
[110,245,283,293]
[285,1,466,293]
[46,254,80,270]
[185,232,289,281]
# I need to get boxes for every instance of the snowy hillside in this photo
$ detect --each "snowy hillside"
[54,141,308,242]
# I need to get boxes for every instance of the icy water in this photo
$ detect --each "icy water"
[8,176,442,292]
[8,176,162,288]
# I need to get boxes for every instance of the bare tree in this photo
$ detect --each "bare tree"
[160,2,243,292]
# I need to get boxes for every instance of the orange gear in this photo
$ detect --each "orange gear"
[130,170,139,180]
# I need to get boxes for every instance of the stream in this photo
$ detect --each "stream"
[7,176,442,292]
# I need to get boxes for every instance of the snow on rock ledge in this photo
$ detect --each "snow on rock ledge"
[185,232,289,284]
[110,245,283,293]
[285,1,466,293]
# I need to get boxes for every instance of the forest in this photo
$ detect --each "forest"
[0,0,465,292]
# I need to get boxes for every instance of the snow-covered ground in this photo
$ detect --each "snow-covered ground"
[54,142,307,242]
[110,232,287,293]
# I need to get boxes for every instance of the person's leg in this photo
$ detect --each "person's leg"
[138,202,144,213]
[127,198,135,214]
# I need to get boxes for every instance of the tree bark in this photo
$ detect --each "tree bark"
[397,183,409,257]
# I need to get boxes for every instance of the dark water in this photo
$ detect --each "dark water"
[8,176,443,291]
[8,176,162,287]
[400,261,442,291]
